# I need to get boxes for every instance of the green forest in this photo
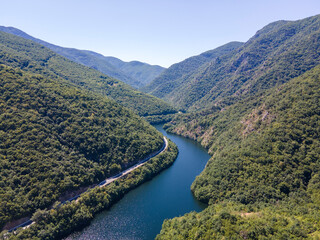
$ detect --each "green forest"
[0,25,165,88]
[142,41,243,100]
[2,139,178,240]
[1,11,320,240]
[158,58,320,239]
[144,15,320,112]
[0,64,164,231]
[0,31,176,117]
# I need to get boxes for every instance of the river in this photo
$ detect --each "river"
[66,125,211,240]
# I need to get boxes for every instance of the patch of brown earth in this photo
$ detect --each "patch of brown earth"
[201,126,215,149]
[240,212,261,218]
[241,104,275,136]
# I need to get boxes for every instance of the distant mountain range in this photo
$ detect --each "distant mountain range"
[142,41,244,101]
[0,26,165,88]
[0,30,176,117]
[0,25,176,234]
[144,15,320,111]
[2,12,320,239]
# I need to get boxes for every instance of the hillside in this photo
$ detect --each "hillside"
[99,56,165,87]
[142,41,243,101]
[0,26,165,88]
[145,14,320,111]
[0,30,176,117]
[0,64,164,230]
[158,63,320,239]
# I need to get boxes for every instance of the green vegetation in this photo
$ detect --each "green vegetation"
[157,15,320,237]
[0,26,165,88]
[0,64,164,230]
[144,113,180,124]
[145,14,320,112]
[2,140,178,240]
[142,41,243,102]
[0,30,176,117]
[101,57,165,87]
[2,13,320,240]
[159,63,320,239]
[157,198,320,240]
[168,64,320,204]
[154,16,320,238]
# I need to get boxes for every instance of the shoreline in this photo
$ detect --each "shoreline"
[3,136,178,240]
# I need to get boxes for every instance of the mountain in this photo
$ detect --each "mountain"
[0,26,165,88]
[155,14,320,239]
[0,30,176,117]
[144,14,320,112]
[142,41,244,102]
[158,61,320,240]
[0,64,164,230]
[99,56,165,87]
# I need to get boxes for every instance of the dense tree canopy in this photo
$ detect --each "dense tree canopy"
[0,30,176,117]
[0,25,166,88]
[2,139,178,240]
[145,14,320,112]
[0,64,163,230]
[159,63,320,239]
[157,16,320,238]
[142,41,243,102]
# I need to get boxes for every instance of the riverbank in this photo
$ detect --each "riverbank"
[2,139,178,240]
[2,137,168,234]
[66,125,210,240]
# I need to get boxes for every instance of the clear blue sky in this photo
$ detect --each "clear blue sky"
[1,0,320,67]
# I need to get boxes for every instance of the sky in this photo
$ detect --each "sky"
[1,0,320,67]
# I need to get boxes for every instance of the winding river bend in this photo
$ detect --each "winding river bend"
[66,125,211,240]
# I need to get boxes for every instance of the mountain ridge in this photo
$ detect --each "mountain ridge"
[156,14,320,239]
[142,41,244,102]
[158,59,320,240]
[0,26,165,88]
[144,14,320,111]
[0,30,176,117]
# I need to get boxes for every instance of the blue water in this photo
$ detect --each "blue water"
[66,125,210,240]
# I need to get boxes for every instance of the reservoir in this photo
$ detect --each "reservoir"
[66,125,211,240]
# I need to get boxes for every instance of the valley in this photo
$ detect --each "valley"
[0,26,165,89]
[65,125,210,240]
[1,12,320,240]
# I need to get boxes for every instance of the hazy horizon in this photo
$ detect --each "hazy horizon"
[1,0,320,67]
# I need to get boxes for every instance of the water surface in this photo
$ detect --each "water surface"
[66,125,210,240]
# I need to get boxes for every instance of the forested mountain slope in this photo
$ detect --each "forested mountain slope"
[0,30,176,117]
[146,14,320,111]
[0,26,165,88]
[158,63,320,239]
[99,56,165,87]
[142,41,243,100]
[0,64,164,230]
